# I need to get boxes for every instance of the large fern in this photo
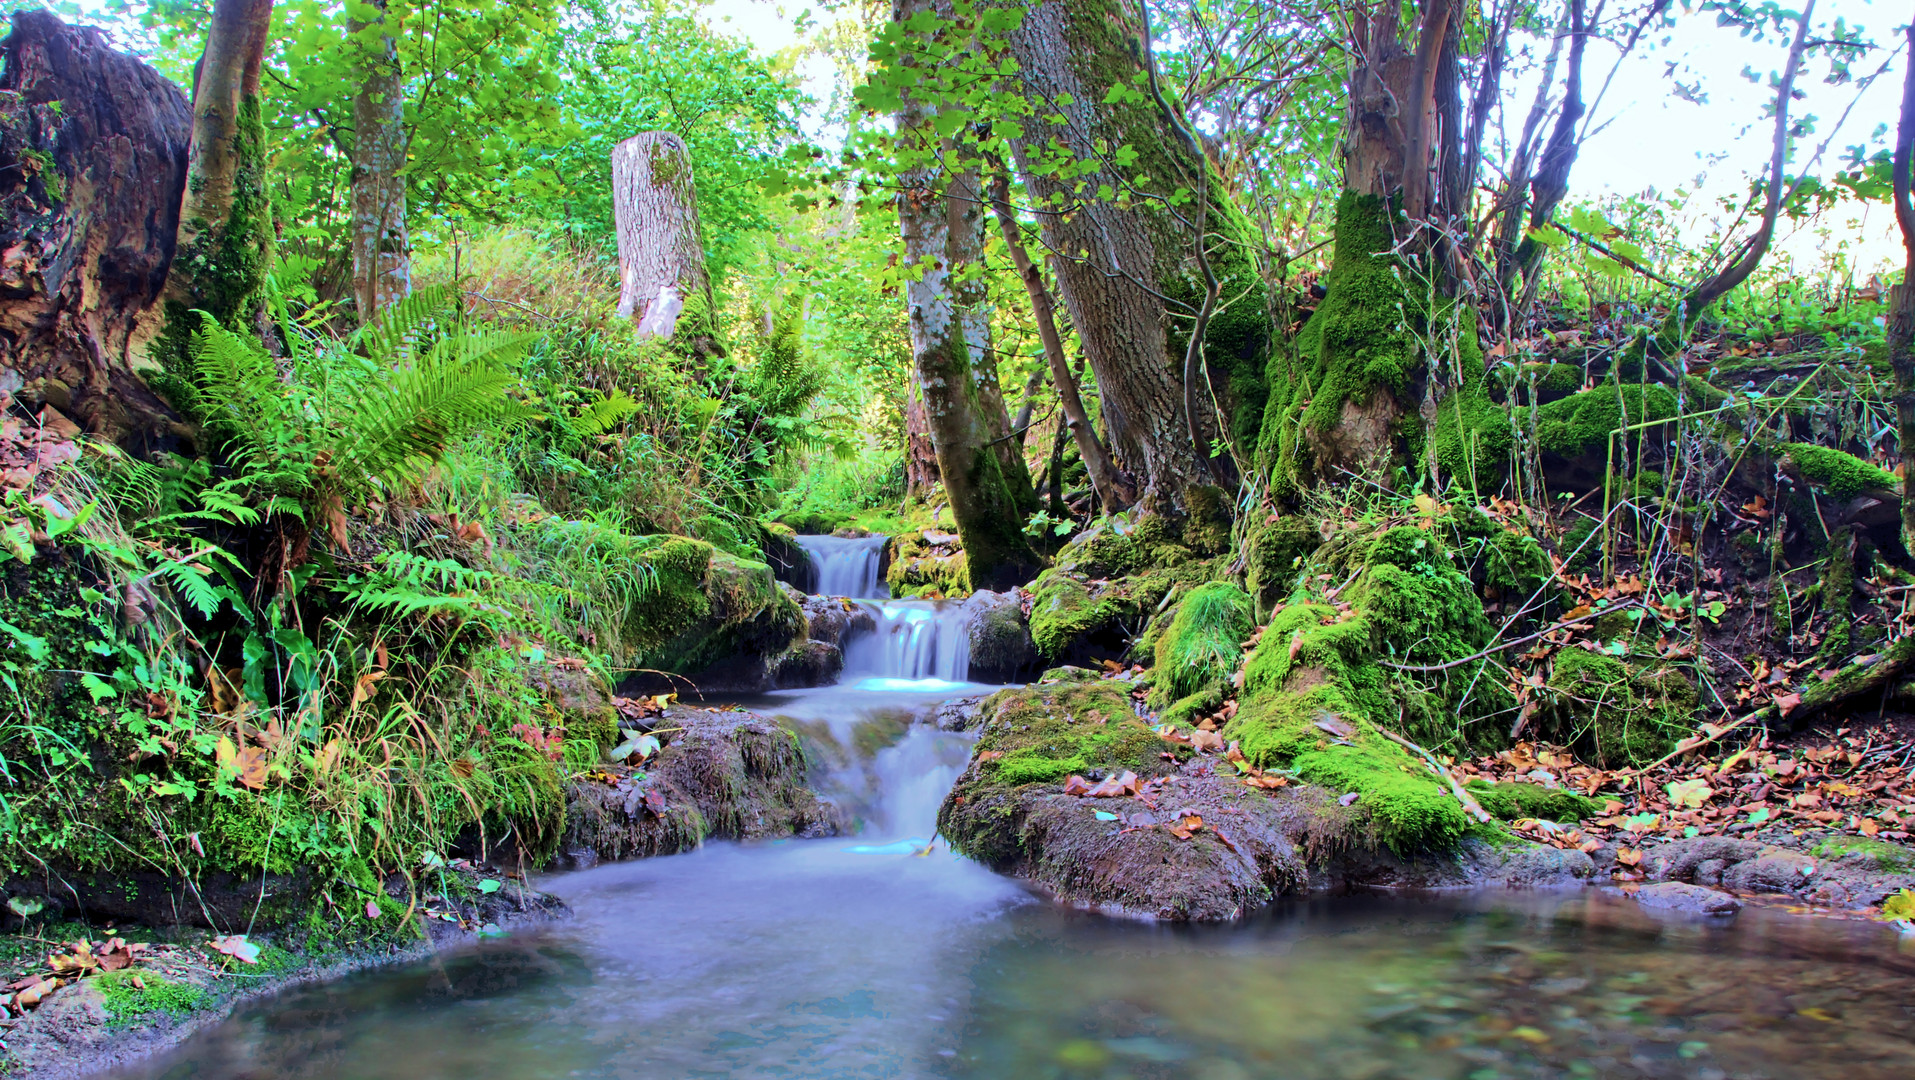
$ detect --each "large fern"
[187,289,531,510]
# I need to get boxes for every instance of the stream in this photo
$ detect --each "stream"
[109,537,1915,1080]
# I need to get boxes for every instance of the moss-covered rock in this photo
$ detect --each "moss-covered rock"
[1148,582,1253,707]
[1539,648,1695,767]
[1465,779,1602,824]
[1243,514,1320,614]
[885,529,969,598]
[1780,442,1897,498]
[559,705,835,866]
[620,538,805,689]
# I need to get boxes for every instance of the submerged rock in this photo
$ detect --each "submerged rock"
[1632,881,1741,915]
[559,705,837,867]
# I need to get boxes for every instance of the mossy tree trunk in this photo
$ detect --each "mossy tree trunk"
[611,130,723,360]
[944,164,1038,513]
[1002,0,1270,528]
[895,0,1040,589]
[0,11,191,450]
[1889,21,1915,558]
[151,0,275,387]
[1256,1,1468,494]
[349,0,410,320]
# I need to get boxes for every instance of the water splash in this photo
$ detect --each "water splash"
[793,534,888,598]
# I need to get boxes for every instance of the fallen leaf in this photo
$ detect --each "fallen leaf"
[1168,814,1204,840]
[210,934,261,964]
[1338,792,1361,807]
[1666,778,1714,809]
[1616,847,1643,866]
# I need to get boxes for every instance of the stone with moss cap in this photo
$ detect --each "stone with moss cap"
[1148,582,1253,708]
[1539,648,1693,768]
[1779,442,1898,499]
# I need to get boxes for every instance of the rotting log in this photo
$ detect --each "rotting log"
[0,10,191,451]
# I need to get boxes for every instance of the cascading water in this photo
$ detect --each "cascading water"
[792,534,888,598]
[792,533,972,687]
[842,600,970,687]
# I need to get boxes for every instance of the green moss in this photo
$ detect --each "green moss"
[963,682,1175,792]
[1480,529,1551,602]
[1243,515,1319,614]
[1431,386,1517,489]
[885,530,970,598]
[1148,582,1253,706]
[1540,649,1694,767]
[96,969,209,1024]
[1028,573,1127,660]
[1811,835,1915,870]
[1465,779,1601,824]
[1226,682,1469,853]
[150,93,274,408]
[1180,485,1234,556]
[485,738,566,865]
[1530,382,1681,459]
[1781,443,1897,498]
[1257,191,1413,493]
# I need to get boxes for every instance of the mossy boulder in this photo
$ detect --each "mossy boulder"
[1779,442,1897,498]
[1243,514,1320,614]
[885,529,969,598]
[1539,648,1695,767]
[961,589,1037,682]
[620,538,805,691]
[1465,779,1602,824]
[1026,559,1216,665]
[1147,582,1253,708]
[559,705,836,867]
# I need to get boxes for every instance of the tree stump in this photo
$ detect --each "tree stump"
[610,131,720,355]
[0,10,191,450]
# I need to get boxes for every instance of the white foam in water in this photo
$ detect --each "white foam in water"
[793,534,888,598]
[842,599,970,683]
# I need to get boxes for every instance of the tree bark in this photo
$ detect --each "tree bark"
[944,165,1037,510]
[611,130,722,358]
[1890,22,1915,559]
[350,0,409,320]
[1258,1,1466,492]
[1002,0,1267,527]
[0,11,191,450]
[150,0,275,386]
[904,373,940,498]
[988,166,1134,513]
[895,0,1040,589]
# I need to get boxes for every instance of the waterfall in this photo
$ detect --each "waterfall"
[841,600,970,684]
[793,534,888,599]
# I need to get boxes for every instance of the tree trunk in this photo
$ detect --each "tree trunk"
[150,0,275,387]
[611,130,722,359]
[0,11,191,451]
[895,0,1040,589]
[904,374,940,499]
[350,0,409,320]
[988,166,1135,513]
[1002,0,1267,531]
[1890,22,1915,559]
[1257,0,1466,493]
[943,165,1037,512]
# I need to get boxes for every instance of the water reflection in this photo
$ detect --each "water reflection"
[116,874,1915,1080]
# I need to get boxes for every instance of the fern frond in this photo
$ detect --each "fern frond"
[190,311,293,462]
[315,358,518,499]
[572,390,641,437]
[354,283,458,365]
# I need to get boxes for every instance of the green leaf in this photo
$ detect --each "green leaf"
[477,878,503,894]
